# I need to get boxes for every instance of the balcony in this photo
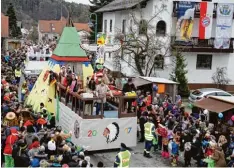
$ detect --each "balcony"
[172,1,234,18]
[171,37,234,53]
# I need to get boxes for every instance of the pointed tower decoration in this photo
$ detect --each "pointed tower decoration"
[26,14,94,112]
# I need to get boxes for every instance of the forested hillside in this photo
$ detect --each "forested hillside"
[1,0,90,29]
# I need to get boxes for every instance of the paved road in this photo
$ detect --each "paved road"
[89,142,196,167]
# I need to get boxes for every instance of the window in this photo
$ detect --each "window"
[139,57,146,68]
[206,92,217,97]
[129,19,133,31]
[110,19,112,32]
[156,20,166,36]
[154,55,164,69]
[196,54,212,69]
[104,20,107,33]
[217,92,232,96]
[122,20,126,34]
[139,20,147,34]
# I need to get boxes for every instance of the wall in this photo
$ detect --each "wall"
[184,53,234,84]
[101,0,234,87]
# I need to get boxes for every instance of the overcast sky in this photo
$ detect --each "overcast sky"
[65,0,91,5]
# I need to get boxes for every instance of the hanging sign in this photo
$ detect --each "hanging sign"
[214,3,234,49]
[176,1,195,41]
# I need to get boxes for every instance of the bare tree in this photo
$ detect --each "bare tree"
[114,1,172,76]
[212,67,231,88]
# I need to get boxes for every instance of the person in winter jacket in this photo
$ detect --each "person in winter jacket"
[28,141,40,159]
[24,125,39,145]
[3,128,18,168]
[184,142,192,167]
[171,139,179,167]
[12,139,30,167]
[211,146,227,167]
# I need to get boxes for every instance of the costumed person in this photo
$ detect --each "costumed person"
[12,139,30,167]
[184,142,192,167]
[21,82,28,102]
[54,126,72,141]
[144,117,156,158]
[95,79,113,115]
[36,115,47,131]
[114,143,131,168]
[92,58,105,84]
[157,124,169,158]
[3,128,19,168]
[152,131,158,154]
[122,78,136,113]
[145,91,152,107]
[47,134,56,159]
[171,138,179,167]
[210,144,226,167]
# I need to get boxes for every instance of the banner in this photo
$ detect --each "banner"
[214,3,234,49]
[176,1,195,41]
[57,102,137,151]
[199,2,214,39]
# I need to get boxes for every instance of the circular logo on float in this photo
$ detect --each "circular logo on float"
[202,17,210,27]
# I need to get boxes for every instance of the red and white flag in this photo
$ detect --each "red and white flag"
[199,2,214,39]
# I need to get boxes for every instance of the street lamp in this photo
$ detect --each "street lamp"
[89,13,98,44]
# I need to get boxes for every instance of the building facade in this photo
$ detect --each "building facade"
[97,0,234,92]
[38,19,67,42]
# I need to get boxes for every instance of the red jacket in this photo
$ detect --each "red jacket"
[146,95,152,106]
[4,129,18,155]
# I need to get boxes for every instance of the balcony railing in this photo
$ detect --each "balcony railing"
[171,37,234,53]
[172,1,234,18]
[56,82,137,119]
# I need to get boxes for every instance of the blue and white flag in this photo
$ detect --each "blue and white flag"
[214,3,234,49]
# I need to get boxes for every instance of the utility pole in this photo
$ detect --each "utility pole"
[89,13,98,44]
[61,0,63,20]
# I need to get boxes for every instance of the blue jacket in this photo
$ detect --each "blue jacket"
[171,141,179,155]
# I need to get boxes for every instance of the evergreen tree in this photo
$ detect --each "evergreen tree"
[170,50,189,96]
[6,3,21,37]
[89,0,114,43]
[28,26,38,43]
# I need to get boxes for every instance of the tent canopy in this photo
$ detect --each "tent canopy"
[52,27,88,62]
[194,97,234,113]
[133,76,178,87]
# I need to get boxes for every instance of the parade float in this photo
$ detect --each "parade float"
[26,27,137,151]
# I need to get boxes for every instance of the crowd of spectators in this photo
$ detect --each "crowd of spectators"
[135,89,234,167]
[1,45,104,167]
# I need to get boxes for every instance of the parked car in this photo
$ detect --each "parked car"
[188,88,233,103]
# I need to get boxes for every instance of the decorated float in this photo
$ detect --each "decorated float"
[26,27,137,151]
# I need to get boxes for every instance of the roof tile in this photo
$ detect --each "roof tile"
[38,20,67,34]
[73,23,92,32]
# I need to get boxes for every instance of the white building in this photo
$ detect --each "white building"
[38,19,67,42]
[96,0,234,92]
